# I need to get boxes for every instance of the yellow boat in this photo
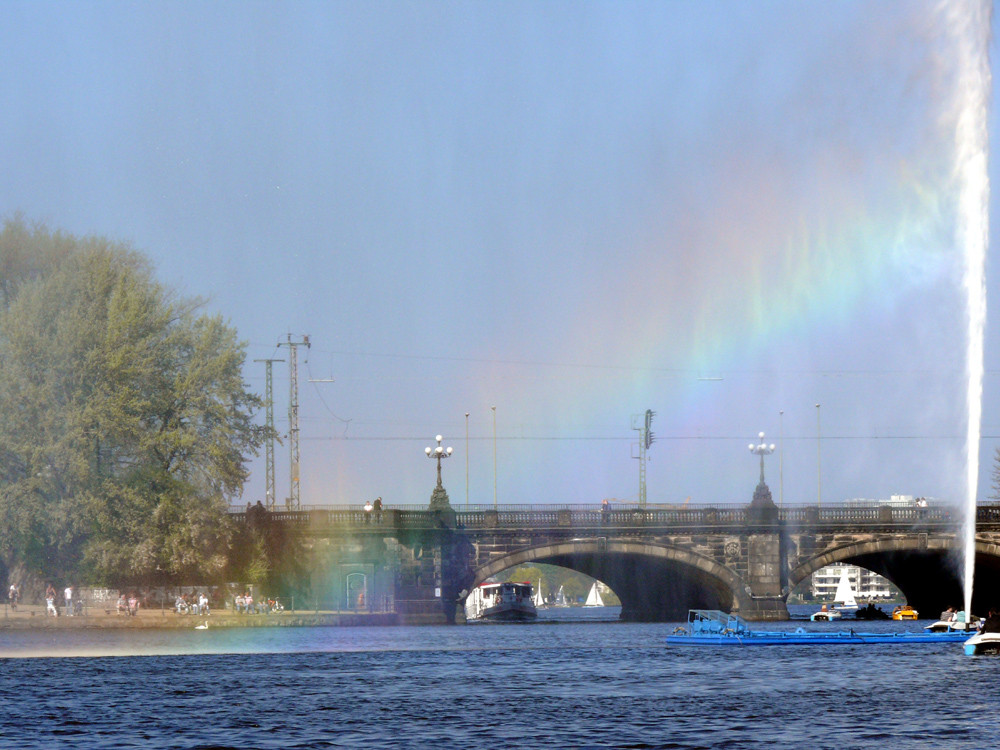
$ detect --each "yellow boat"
[892,606,919,621]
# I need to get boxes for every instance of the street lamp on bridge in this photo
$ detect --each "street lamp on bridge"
[748,432,778,521]
[425,434,453,511]
[748,432,776,486]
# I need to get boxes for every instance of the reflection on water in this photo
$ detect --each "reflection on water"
[2,606,1000,748]
[0,606,624,659]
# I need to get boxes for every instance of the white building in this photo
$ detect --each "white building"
[843,494,912,507]
[811,564,895,601]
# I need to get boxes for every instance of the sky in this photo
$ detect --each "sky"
[1,0,998,510]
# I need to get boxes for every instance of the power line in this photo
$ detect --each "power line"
[300,433,984,442]
[291,345,1000,378]
[305,359,352,435]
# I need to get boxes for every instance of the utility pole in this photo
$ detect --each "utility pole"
[816,403,822,508]
[465,412,470,510]
[631,410,655,508]
[254,358,284,509]
[491,406,497,510]
[278,334,310,510]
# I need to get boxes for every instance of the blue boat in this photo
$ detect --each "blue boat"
[666,610,971,646]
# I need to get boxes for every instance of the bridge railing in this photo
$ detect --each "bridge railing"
[230,502,997,530]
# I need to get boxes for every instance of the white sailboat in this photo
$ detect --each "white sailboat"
[533,579,545,608]
[832,569,859,613]
[553,585,569,608]
[584,581,605,607]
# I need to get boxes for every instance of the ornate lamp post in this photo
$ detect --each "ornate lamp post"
[748,432,778,522]
[749,432,776,486]
[425,434,454,511]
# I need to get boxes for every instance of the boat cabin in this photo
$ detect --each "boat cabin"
[685,609,751,636]
[465,581,537,622]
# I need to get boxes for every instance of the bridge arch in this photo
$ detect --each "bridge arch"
[471,538,753,621]
[791,536,1000,617]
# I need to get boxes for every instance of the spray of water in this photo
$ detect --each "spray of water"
[951,0,991,619]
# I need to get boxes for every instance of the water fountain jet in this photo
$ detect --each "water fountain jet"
[951,0,990,619]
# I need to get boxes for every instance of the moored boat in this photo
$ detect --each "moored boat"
[465,581,537,623]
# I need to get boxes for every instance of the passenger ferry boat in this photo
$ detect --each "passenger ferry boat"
[464,581,538,622]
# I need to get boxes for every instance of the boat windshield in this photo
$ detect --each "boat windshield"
[687,609,750,635]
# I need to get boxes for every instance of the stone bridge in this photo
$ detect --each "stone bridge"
[235,502,1000,622]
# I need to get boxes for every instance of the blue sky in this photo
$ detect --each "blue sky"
[2,1,998,510]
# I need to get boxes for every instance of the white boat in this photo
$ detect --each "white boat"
[533,579,546,609]
[583,581,604,608]
[964,630,1000,655]
[832,569,859,613]
[464,581,537,622]
[553,585,569,608]
[926,610,979,632]
[810,605,841,621]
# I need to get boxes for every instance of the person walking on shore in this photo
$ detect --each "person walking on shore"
[64,585,73,617]
[7,583,18,610]
[45,584,58,617]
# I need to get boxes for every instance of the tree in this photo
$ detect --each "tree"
[0,214,76,310]
[226,507,306,596]
[0,219,266,587]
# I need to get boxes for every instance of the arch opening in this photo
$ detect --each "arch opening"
[791,538,1000,618]
[789,562,902,606]
[472,540,746,621]
[492,563,620,608]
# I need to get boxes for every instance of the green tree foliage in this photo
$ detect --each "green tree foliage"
[0,218,266,587]
[0,213,76,310]
[226,505,306,596]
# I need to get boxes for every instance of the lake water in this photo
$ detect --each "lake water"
[1,606,999,749]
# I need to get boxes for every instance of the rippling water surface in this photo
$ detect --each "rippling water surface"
[1,607,999,749]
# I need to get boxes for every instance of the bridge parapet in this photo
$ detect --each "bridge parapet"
[231,503,982,532]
